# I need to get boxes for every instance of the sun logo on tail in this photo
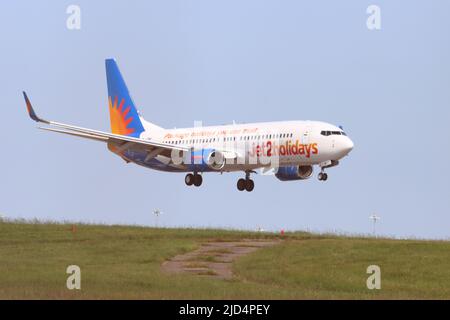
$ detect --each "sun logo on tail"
[109,96,135,136]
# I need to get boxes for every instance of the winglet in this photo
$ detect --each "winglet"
[22,91,49,123]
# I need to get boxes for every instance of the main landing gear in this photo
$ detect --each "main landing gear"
[185,173,202,187]
[237,171,255,192]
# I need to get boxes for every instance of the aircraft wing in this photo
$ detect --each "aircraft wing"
[22,92,188,159]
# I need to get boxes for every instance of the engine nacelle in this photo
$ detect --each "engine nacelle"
[188,148,225,171]
[206,150,225,170]
[275,165,313,181]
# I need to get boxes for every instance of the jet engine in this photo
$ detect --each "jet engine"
[275,165,313,181]
[205,150,225,170]
[188,148,226,171]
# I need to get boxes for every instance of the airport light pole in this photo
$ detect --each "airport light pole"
[153,209,162,228]
[369,214,380,237]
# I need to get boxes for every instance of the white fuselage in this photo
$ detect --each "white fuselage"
[138,120,354,172]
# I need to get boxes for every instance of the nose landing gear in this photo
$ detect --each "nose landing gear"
[318,171,328,181]
[317,160,339,181]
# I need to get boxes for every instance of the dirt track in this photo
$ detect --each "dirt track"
[162,239,281,279]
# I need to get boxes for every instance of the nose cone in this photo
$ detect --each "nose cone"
[334,137,354,159]
[344,137,354,152]
[341,137,354,155]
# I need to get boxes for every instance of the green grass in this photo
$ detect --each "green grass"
[0,221,449,299]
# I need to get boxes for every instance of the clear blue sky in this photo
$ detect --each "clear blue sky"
[1,1,449,239]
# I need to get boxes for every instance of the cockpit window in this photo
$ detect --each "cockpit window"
[321,130,347,136]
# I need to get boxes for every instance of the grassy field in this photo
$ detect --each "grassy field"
[1,221,450,299]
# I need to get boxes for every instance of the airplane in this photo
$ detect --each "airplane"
[23,59,354,192]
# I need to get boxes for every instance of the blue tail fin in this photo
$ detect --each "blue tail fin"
[105,59,145,137]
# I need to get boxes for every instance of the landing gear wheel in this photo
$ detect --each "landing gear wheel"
[245,179,254,192]
[237,178,246,191]
[185,173,194,186]
[318,172,328,181]
[193,174,203,187]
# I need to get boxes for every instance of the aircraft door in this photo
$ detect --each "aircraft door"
[301,128,310,145]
